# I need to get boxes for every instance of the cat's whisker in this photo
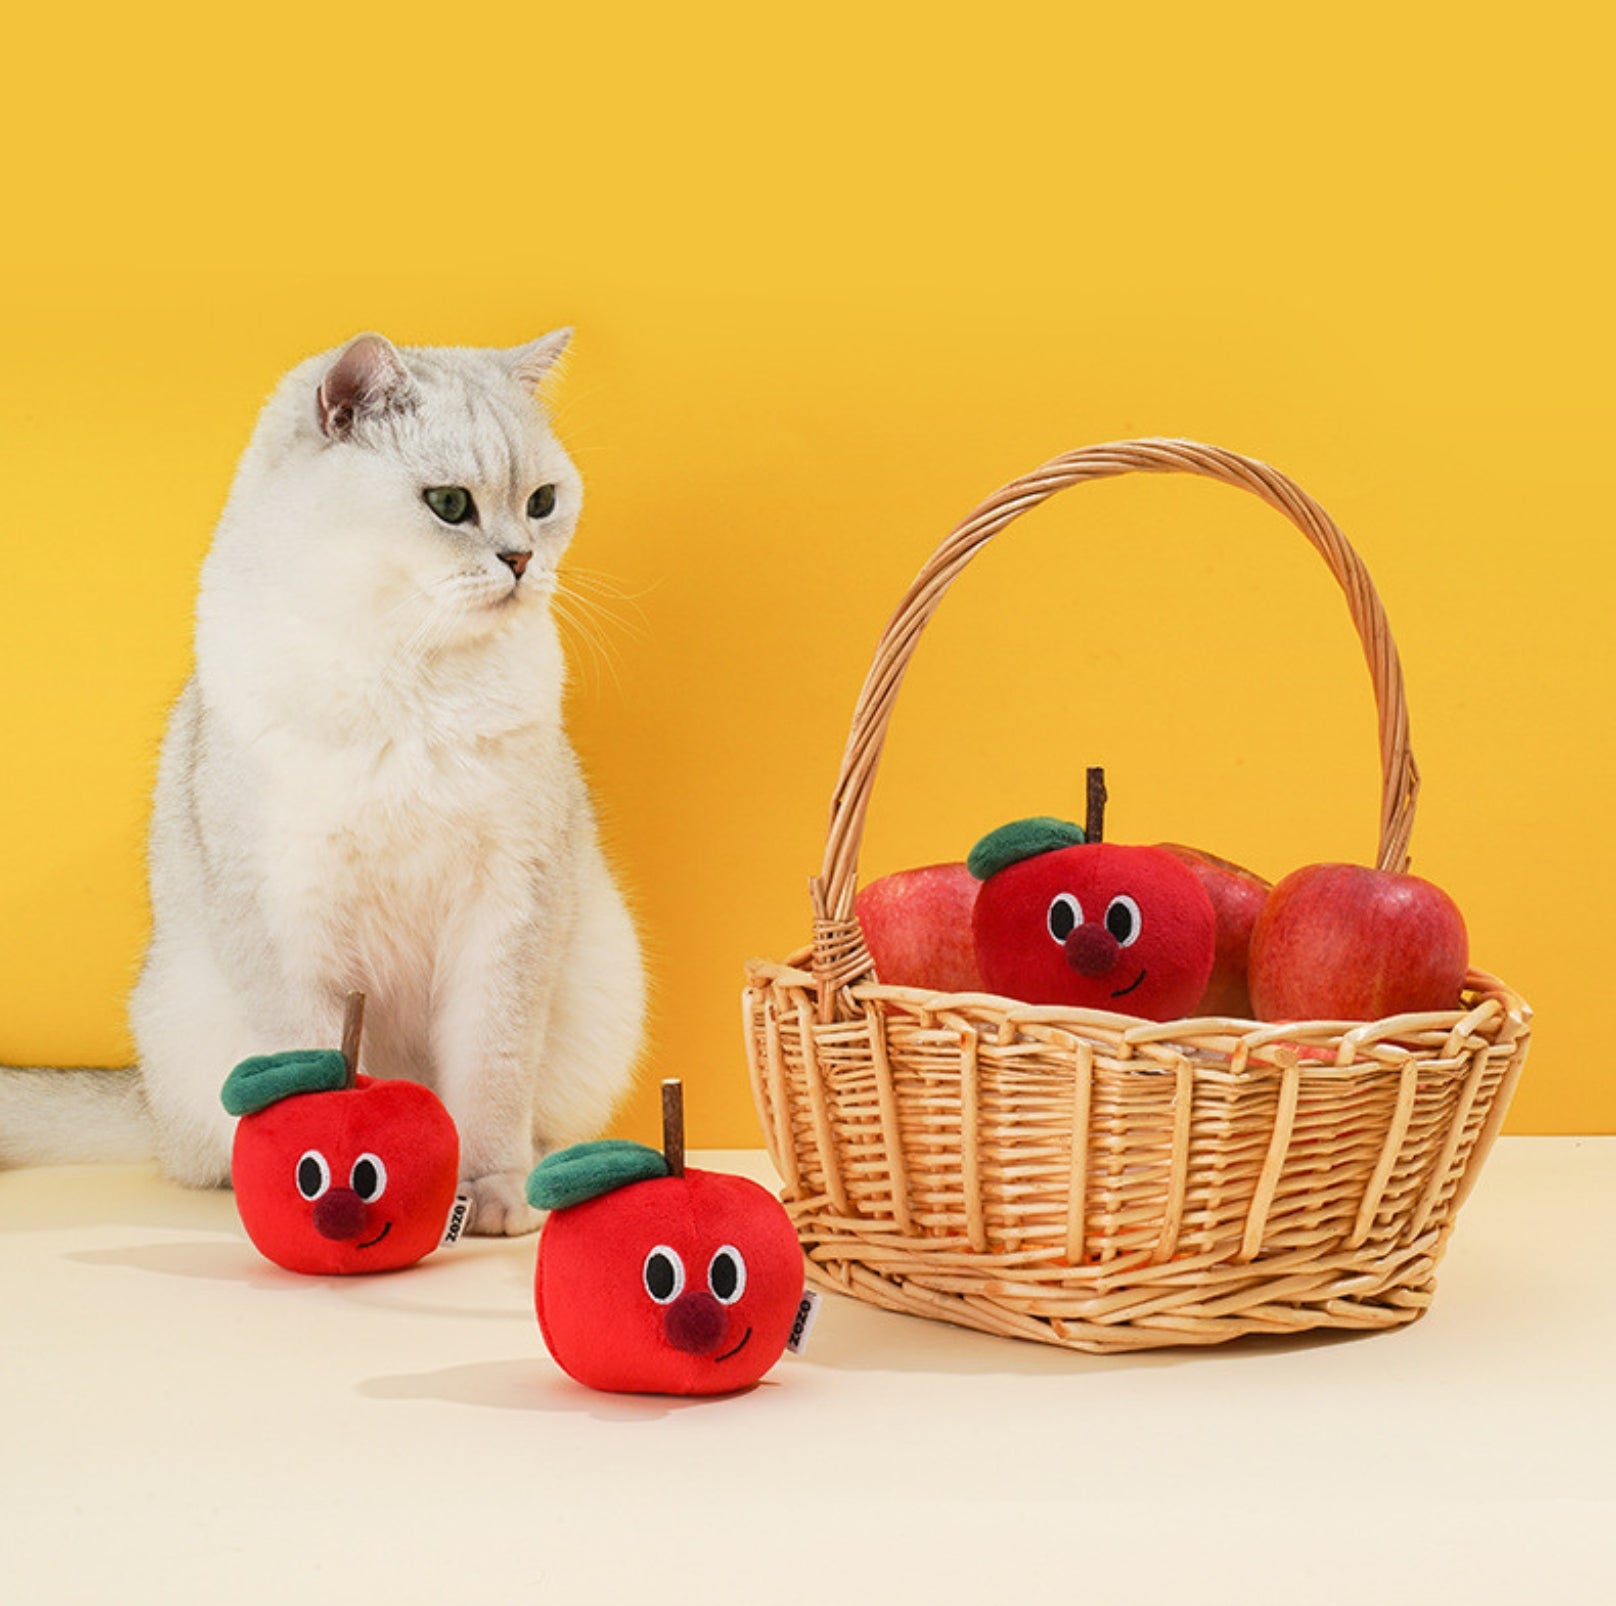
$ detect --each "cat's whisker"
[554,576,632,659]
[381,599,459,699]
[377,584,437,626]
[549,592,605,696]
[555,575,646,648]
[551,588,625,696]
[391,606,448,669]
[377,574,460,654]
[559,565,655,616]
[559,560,643,588]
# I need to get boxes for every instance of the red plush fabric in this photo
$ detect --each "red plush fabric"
[536,1169,804,1396]
[231,1075,459,1275]
[973,842,1217,1020]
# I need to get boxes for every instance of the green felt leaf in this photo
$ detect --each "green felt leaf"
[967,816,1087,881]
[526,1140,670,1211]
[221,1050,350,1116]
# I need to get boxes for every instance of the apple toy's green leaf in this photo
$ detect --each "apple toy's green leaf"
[221,1050,350,1116]
[526,1140,670,1211]
[967,816,1087,882]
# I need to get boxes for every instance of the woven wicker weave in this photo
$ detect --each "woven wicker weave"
[743,439,1531,1353]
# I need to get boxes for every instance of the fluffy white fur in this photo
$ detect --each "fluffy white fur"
[0,333,645,1234]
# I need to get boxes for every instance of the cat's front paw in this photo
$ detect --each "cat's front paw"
[462,1169,544,1237]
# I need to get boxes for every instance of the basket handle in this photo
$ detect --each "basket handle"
[808,438,1420,1001]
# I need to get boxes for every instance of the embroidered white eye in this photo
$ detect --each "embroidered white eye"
[708,1246,747,1305]
[350,1153,387,1202]
[1047,893,1083,943]
[296,1150,331,1201]
[1106,895,1142,947]
[643,1245,685,1305]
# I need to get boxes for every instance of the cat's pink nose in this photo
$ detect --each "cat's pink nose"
[498,550,532,579]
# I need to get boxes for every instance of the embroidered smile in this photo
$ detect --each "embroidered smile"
[357,1222,393,1250]
[1110,969,1147,1000]
[715,1327,753,1363]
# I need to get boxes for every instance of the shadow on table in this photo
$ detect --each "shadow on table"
[799,1289,1381,1377]
[359,1302,1377,1414]
[0,1163,235,1234]
[70,1238,289,1289]
[67,1232,534,1322]
[358,1358,768,1422]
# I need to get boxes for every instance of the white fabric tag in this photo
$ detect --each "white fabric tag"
[440,1194,474,1247]
[785,1289,822,1355]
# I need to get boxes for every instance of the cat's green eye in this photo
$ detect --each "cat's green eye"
[527,484,557,519]
[424,486,475,525]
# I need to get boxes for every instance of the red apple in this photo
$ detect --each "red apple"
[1248,862,1469,1022]
[1156,844,1271,1017]
[855,862,983,991]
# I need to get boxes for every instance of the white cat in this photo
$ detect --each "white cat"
[0,332,645,1235]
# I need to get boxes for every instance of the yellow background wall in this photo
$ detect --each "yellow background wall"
[1,2,1610,1144]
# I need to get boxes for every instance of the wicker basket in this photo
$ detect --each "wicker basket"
[743,439,1531,1353]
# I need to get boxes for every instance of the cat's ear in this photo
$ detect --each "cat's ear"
[316,334,413,440]
[507,328,573,389]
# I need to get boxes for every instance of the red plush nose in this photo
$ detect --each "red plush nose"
[312,1187,367,1241]
[663,1291,728,1355]
[1065,925,1121,976]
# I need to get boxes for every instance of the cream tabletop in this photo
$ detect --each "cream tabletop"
[2,1138,1611,1605]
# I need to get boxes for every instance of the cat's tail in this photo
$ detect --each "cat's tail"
[0,1065,154,1167]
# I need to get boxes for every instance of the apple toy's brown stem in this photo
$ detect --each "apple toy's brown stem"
[1086,767,1108,844]
[661,1079,686,1178]
[340,992,366,1088]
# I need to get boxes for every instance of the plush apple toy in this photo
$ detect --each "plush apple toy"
[221,993,463,1275]
[969,772,1217,1020]
[527,1082,806,1397]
